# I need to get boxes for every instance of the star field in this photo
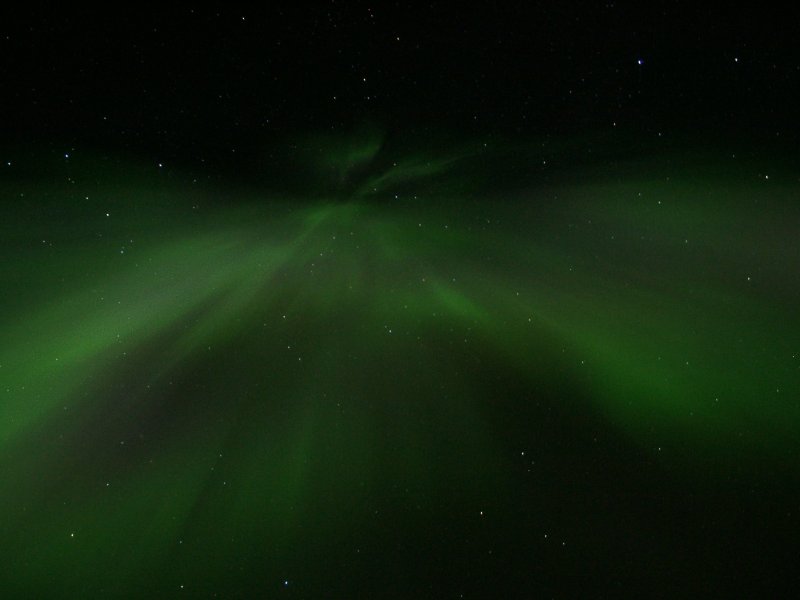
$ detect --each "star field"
[2,3,800,598]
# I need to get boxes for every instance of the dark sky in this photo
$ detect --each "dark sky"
[2,3,799,169]
[3,6,800,597]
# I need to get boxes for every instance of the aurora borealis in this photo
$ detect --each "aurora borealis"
[2,137,799,596]
[3,4,800,598]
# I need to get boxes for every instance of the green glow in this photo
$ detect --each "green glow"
[1,142,798,594]
[295,124,385,193]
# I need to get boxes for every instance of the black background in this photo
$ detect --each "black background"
[3,3,799,173]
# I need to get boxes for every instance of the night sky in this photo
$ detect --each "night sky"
[2,3,800,598]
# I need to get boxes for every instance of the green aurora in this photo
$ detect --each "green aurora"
[1,137,799,595]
